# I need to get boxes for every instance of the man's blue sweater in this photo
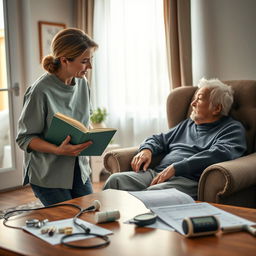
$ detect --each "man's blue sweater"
[139,116,247,181]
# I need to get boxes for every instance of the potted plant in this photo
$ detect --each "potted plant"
[90,107,108,128]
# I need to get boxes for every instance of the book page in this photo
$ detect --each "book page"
[129,188,195,208]
[55,112,89,132]
[89,127,117,133]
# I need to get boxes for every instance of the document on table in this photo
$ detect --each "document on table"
[128,189,255,234]
[124,216,175,231]
[23,218,113,245]
[129,188,195,208]
[128,188,194,231]
[151,202,255,235]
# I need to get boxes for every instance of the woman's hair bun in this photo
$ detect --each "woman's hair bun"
[42,55,60,73]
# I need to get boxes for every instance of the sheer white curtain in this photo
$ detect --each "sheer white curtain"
[92,0,170,147]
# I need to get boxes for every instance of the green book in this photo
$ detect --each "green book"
[45,112,117,156]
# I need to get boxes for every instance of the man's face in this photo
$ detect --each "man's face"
[190,87,219,124]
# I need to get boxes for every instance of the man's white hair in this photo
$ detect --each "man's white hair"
[198,78,234,116]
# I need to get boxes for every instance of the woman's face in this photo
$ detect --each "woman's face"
[66,49,93,78]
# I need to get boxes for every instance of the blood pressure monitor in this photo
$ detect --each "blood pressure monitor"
[182,215,220,237]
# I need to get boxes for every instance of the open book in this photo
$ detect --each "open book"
[129,189,254,234]
[45,112,117,156]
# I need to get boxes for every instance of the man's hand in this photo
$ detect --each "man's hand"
[56,136,93,156]
[150,165,175,186]
[131,149,152,172]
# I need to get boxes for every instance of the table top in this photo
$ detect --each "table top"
[0,189,255,256]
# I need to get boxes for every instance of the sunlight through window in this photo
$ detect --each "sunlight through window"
[93,0,170,146]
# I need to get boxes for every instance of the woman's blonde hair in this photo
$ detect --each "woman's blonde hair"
[42,28,98,73]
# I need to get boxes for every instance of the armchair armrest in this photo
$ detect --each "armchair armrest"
[103,146,166,174]
[198,153,256,203]
[103,147,138,174]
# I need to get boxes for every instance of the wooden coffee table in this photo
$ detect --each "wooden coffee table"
[0,189,255,256]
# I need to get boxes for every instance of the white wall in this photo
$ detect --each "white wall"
[21,0,74,88]
[191,0,256,84]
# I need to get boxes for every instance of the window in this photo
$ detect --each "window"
[93,0,170,146]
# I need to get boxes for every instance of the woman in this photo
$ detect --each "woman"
[16,28,98,206]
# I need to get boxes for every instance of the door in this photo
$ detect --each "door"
[0,0,25,189]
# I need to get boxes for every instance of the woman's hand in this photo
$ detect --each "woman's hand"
[131,149,152,172]
[150,165,175,186]
[28,136,93,156]
[56,136,93,156]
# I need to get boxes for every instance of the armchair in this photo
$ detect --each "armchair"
[104,80,256,208]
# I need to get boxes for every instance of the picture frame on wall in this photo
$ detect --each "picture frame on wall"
[38,21,66,62]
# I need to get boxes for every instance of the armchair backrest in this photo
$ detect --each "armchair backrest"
[166,80,256,154]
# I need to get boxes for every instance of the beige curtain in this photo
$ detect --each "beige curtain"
[74,0,94,37]
[74,0,95,83]
[163,0,192,89]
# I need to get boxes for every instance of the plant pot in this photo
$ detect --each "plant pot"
[91,122,106,129]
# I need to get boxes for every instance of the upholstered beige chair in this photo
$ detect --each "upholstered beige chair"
[103,80,256,208]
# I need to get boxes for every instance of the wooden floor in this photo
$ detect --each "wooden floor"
[0,182,104,211]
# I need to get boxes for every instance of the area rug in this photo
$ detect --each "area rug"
[0,200,43,219]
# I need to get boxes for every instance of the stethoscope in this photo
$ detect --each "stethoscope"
[3,200,110,249]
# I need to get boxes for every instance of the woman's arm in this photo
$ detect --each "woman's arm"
[28,136,93,156]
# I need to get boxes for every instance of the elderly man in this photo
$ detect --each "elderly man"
[103,78,247,199]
